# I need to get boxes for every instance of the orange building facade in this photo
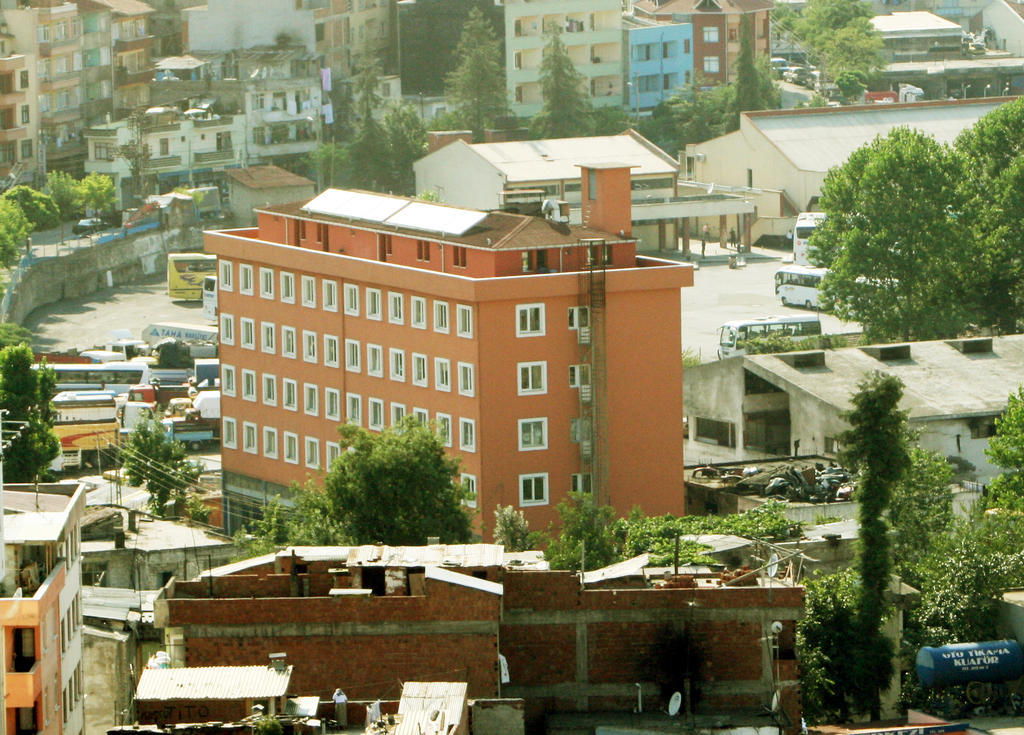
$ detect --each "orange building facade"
[206,165,693,535]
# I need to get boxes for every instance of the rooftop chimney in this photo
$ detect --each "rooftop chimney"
[577,163,634,238]
[269,652,287,671]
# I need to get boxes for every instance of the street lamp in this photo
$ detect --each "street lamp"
[984,83,992,98]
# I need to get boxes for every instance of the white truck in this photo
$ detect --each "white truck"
[141,322,219,345]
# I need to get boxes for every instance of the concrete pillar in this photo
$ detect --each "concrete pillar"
[681,217,690,255]
[657,220,666,251]
[718,214,727,247]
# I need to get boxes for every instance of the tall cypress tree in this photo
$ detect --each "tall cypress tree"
[445,7,508,142]
[531,30,591,139]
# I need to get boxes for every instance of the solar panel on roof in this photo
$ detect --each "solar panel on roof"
[302,189,407,222]
[384,201,487,236]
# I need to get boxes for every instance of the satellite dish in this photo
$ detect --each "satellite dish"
[767,552,779,578]
[771,691,780,713]
[668,691,682,716]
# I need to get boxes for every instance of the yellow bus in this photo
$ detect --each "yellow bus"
[167,253,217,301]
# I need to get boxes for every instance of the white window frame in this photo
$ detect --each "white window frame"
[412,353,428,387]
[263,427,278,459]
[221,364,236,397]
[458,362,475,397]
[518,417,548,451]
[260,321,276,354]
[282,326,296,358]
[462,473,477,508]
[367,344,383,377]
[305,436,320,469]
[280,271,295,304]
[326,441,341,466]
[518,361,547,395]
[433,300,449,333]
[436,412,452,447]
[346,393,362,425]
[241,369,257,401]
[302,330,318,363]
[240,317,255,349]
[324,334,340,368]
[259,267,274,299]
[456,304,473,338]
[242,421,258,454]
[301,275,317,308]
[519,473,549,507]
[368,397,385,430]
[459,418,476,452]
[411,296,427,329]
[569,363,592,388]
[344,283,359,315]
[388,291,404,324]
[325,388,341,421]
[391,402,406,426]
[703,55,720,73]
[413,407,429,425]
[222,417,237,448]
[220,313,234,345]
[283,378,298,411]
[516,303,545,337]
[435,358,451,392]
[569,306,590,330]
[219,259,233,291]
[389,348,406,382]
[239,264,254,295]
[702,25,719,43]
[284,431,299,464]
[262,373,277,406]
[304,383,319,416]
[323,279,338,312]
[345,339,361,372]
[571,472,593,493]
[366,288,382,320]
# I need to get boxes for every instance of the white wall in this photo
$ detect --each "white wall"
[413,142,505,210]
[186,0,317,53]
[982,0,1024,56]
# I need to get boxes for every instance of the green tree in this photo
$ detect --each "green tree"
[733,16,779,116]
[122,419,202,515]
[0,323,31,348]
[325,416,473,545]
[76,172,116,215]
[233,488,345,559]
[543,492,620,572]
[589,104,632,135]
[790,0,883,95]
[985,386,1024,511]
[531,30,591,139]
[815,127,969,341]
[305,143,350,190]
[0,199,30,267]
[0,345,59,482]
[382,103,427,195]
[347,55,390,191]
[493,505,535,552]
[638,81,736,154]
[888,447,954,585]
[45,171,80,243]
[2,185,60,231]
[445,7,508,142]
[838,372,909,719]
[253,716,283,735]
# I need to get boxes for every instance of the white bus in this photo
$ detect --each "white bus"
[718,315,823,358]
[202,276,217,323]
[46,362,151,395]
[775,265,829,309]
[793,212,826,266]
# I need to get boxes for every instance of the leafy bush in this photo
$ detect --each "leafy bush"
[3,186,60,231]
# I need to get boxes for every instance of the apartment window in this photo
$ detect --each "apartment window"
[569,363,591,388]
[519,418,548,451]
[459,418,476,452]
[241,369,257,401]
[388,292,404,324]
[703,56,720,73]
[344,283,359,315]
[220,313,234,345]
[458,362,475,396]
[462,473,477,508]
[240,318,255,349]
[703,26,719,42]
[305,437,320,469]
[283,378,298,411]
[282,326,296,358]
[415,240,430,261]
[263,427,278,459]
[301,275,316,307]
[326,441,341,466]
[262,374,277,405]
[434,300,449,333]
[436,412,452,447]
[571,473,593,493]
[323,280,338,311]
[280,272,295,303]
[411,296,427,328]
[219,260,233,291]
[221,364,236,397]
[367,288,382,319]
[694,416,736,447]
[239,264,254,295]
[369,398,385,430]
[325,335,340,367]
[223,417,237,448]
[570,417,592,444]
[435,358,451,392]
[304,383,319,416]
[367,344,383,377]
[456,305,473,337]
[413,407,429,425]
[303,330,318,362]
[520,473,548,506]
[389,348,406,381]
[347,393,362,425]
[453,246,467,268]
[391,402,406,425]
[326,388,341,421]
[259,267,274,298]
[518,362,547,395]
[284,432,299,464]
[411,353,428,387]
[568,306,590,330]
[243,422,258,453]
[517,304,545,336]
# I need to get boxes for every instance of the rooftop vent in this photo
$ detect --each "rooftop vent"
[946,337,993,354]
[778,351,826,369]
[860,344,911,361]
[269,652,287,671]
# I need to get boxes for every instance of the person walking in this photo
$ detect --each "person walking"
[701,223,709,258]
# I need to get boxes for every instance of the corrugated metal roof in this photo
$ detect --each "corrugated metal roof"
[344,544,505,568]
[424,566,502,596]
[582,554,650,585]
[136,665,293,701]
[394,682,467,735]
[201,553,277,578]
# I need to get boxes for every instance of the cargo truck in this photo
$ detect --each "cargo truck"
[51,390,120,470]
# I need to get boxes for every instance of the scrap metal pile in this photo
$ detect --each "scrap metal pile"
[695,462,856,503]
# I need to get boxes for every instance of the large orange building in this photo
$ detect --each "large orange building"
[206,164,694,535]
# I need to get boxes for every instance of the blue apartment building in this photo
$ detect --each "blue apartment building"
[624,19,693,113]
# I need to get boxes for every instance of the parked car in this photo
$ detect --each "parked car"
[72,218,106,235]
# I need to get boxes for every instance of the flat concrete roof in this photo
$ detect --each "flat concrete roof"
[871,10,963,35]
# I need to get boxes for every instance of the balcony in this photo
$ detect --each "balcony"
[85,127,118,138]
[194,115,233,128]
[115,66,152,87]
[114,34,153,53]
[0,126,28,143]
[193,149,234,164]
[6,661,42,708]
[0,55,27,73]
[148,154,182,169]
